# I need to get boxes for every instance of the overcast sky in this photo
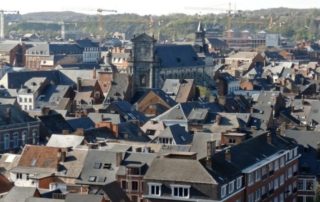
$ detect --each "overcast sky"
[3,0,320,15]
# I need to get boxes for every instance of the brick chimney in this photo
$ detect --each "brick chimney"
[267,133,272,144]
[206,140,216,168]
[75,128,84,136]
[225,148,231,162]
[76,77,82,91]
[116,152,122,167]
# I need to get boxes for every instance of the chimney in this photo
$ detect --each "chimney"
[116,152,122,167]
[206,140,216,168]
[206,140,216,159]
[215,114,222,125]
[76,77,81,91]
[267,133,272,144]
[225,148,231,162]
[62,130,69,135]
[75,128,84,136]
[58,149,66,162]
[41,107,50,116]
[93,67,97,79]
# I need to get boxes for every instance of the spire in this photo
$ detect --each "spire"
[197,21,204,32]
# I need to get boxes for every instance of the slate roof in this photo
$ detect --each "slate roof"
[144,157,216,184]
[46,135,85,148]
[27,43,82,55]
[105,101,148,123]
[66,117,95,131]
[117,152,156,176]
[104,73,130,102]
[207,38,228,49]
[65,193,104,202]
[1,187,37,202]
[155,45,205,68]
[118,122,151,142]
[283,129,320,149]
[38,114,74,134]
[306,101,320,125]
[0,41,19,52]
[87,113,121,125]
[136,88,177,107]
[208,133,296,181]
[162,79,195,103]
[77,150,121,186]
[101,181,130,202]
[76,38,99,48]
[155,124,193,145]
[0,104,38,126]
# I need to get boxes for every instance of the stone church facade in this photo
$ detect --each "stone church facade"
[128,27,214,92]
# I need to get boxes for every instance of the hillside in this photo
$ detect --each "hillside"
[5,8,320,41]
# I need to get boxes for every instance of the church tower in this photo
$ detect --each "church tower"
[194,21,208,54]
[129,33,156,92]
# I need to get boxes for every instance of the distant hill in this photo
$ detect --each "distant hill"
[5,8,320,41]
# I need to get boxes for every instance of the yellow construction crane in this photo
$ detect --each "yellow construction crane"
[0,10,19,40]
[96,8,117,40]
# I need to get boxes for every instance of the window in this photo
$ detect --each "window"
[4,134,10,150]
[248,173,254,186]
[88,176,96,182]
[287,166,293,178]
[274,159,279,170]
[16,173,22,179]
[293,163,298,174]
[236,177,242,189]
[103,163,112,169]
[280,156,285,167]
[171,185,190,198]
[306,180,314,191]
[29,98,32,103]
[221,184,227,198]
[22,131,27,145]
[279,193,284,202]
[121,180,127,189]
[228,181,235,194]
[132,181,138,191]
[149,183,161,196]
[248,193,254,202]
[26,174,29,180]
[255,169,261,182]
[294,147,298,157]
[297,179,304,190]
[255,188,261,201]
[94,162,101,169]
[280,174,284,185]
[269,180,274,192]
[24,98,27,102]
[13,133,19,148]
[261,166,267,178]
[32,130,37,144]
[274,177,279,189]
[269,162,274,174]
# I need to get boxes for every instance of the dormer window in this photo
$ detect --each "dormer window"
[148,183,161,196]
[221,184,227,198]
[228,180,235,194]
[171,184,190,198]
[236,177,243,189]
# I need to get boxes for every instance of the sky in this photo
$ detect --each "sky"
[2,0,320,15]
